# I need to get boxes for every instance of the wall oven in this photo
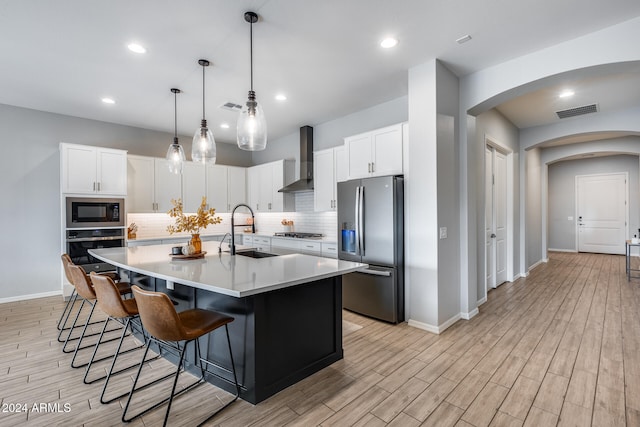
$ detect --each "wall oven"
[66,228,125,273]
[65,197,125,273]
[66,197,124,229]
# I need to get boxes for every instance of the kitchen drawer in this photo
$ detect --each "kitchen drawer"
[299,241,321,254]
[127,240,157,247]
[321,242,338,258]
[271,238,300,250]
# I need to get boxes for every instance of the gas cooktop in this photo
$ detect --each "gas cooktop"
[273,232,323,239]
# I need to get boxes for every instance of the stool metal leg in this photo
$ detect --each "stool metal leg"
[122,338,205,425]
[57,289,77,331]
[83,316,146,385]
[196,324,240,427]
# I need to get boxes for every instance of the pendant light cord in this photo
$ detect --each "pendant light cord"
[250,18,254,92]
[202,64,206,119]
[174,90,178,140]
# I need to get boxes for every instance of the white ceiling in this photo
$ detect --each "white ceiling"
[1,0,640,144]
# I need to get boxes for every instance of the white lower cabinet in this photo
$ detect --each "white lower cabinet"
[244,235,270,251]
[321,242,338,258]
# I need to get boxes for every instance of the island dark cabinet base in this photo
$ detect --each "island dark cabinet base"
[128,271,343,404]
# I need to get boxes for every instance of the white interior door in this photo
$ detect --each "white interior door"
[485,147,494,288]
[486,146,508,290]
[577,173,627,255]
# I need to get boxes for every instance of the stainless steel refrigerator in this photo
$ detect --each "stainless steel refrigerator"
[337,175,404,323]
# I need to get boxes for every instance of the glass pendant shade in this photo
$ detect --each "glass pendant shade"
[166,139,185,174]
[237,91,267,151]
[192,119,216,163]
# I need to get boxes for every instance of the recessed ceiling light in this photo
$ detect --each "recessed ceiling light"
[275,94,287,101]
[127,43,146,54]
[559,90,575,98]
[220,123,230,129]
[380,37,398,49]
[456,34,472,44]
[101,97,115,104]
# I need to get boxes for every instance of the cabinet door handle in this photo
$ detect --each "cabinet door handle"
[97,182,101,191]
[93,182,96,191]
[256,203,259,211]
[268,202,272,210]
[367,163,371,173]
[371,162,374,173]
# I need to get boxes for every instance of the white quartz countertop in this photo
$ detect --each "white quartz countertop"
[89,242,365,298]
[129,233,337,244]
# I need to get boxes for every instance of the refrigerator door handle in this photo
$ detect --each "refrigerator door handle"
[358,186,365,255]
[359,268,391,277]
[355,186,361,255]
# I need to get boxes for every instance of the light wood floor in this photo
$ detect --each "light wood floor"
[1,252,640,426]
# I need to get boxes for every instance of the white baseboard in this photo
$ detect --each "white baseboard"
[0,290,62,305]
[548,248,577,253]
[528,259,545,272]
[408,312,461,334]
[477,296,487,306]
[461,308,479,320]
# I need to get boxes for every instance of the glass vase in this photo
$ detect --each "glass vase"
[190,234,202,254]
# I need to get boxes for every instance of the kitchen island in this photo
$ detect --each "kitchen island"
[89,242,366,404]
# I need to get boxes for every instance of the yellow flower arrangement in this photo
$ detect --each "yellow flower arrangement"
[167,197,222,235]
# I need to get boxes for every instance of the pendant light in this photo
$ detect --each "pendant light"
[237,11,267,151]
[166,88,185,174]
[192,59,216,164]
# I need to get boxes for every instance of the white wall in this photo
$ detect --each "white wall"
[0,103,251,301]
[525,148,543,269]
[547,154,639,251]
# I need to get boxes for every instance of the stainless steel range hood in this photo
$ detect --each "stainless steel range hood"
[278,126,314,193]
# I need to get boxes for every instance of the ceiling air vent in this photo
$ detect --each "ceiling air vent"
[555,103,599,119]
[220,102,243,112]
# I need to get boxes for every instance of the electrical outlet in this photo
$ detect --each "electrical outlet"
[439,227,447,239]
[166,281,174,290]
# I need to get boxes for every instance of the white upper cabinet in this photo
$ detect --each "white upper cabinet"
[207,165,247,216]
[313,146,347,212]
[127,155,155,213]
[226,166,247,212]
[127,155,247,213]
[127,155,181,213]
[60,143,127,195]
[205,164,228,213]
[345,123,404,179]
[247,159,294,212]
[153,159,182,213]
[182,162,206,212]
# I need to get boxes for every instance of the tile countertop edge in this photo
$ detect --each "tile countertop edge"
[89,244,364,298]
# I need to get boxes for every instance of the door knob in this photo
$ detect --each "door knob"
[490,233,496,238]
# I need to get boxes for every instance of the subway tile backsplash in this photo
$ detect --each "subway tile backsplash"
[127,192,337,241]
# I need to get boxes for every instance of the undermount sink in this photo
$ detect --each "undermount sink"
[235,250,278,259]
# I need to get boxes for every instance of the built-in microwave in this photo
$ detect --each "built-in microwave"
[66,197,125,229]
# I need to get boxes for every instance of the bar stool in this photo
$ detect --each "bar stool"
[58,254,127,345]
[123,285,240,427]
[85,272,153,403]
[63,263,130,367]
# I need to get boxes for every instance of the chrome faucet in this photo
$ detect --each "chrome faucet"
[218,232,231,253]
[230,204,255,255]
